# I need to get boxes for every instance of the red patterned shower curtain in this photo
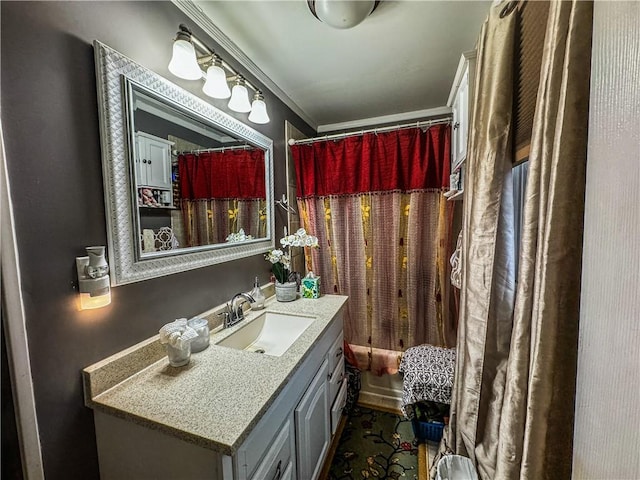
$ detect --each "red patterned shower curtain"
[178,149,267,246]
[290,125,455,374]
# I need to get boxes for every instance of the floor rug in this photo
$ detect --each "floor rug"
[328,406,418,480]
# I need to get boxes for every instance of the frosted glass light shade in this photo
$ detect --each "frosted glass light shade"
[202,65,231,99]
[228,84,252,113]
[248,98,270,124]
[314,0,375,29]
[168,39,202,80]
[79,291,111,310]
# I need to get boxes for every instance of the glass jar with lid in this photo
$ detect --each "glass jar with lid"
[187,317,210,353]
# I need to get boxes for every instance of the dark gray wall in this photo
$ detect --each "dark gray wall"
[0,2,314,479]
[134,110,228,149]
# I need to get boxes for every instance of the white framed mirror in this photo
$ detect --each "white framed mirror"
[94,41,274,285]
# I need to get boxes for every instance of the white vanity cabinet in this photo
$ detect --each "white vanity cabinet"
[135,131,174,192]
[236,313,345,480]
[89,299,347,480]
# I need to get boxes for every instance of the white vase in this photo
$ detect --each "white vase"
[275,281,298,302]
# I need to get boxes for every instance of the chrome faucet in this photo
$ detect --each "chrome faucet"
[221,292,255,328]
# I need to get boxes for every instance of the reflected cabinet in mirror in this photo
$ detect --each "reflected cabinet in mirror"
[94,41,274,285]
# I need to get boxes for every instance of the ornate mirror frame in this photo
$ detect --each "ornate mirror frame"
[94,41,275,285]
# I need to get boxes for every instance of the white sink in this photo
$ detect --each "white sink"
[216,312,315,356]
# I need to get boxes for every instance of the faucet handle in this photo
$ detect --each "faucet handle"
[217,310,231,328]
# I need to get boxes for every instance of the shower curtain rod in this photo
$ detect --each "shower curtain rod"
[174,144,254,155]
[287,116,451,146]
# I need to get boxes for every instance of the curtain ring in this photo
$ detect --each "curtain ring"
[500,1,518,18]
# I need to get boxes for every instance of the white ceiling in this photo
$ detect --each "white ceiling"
[187,1,491,131]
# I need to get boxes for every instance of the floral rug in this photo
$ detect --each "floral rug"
[328,406,418,480]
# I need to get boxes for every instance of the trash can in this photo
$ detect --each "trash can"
[436,455,478,480]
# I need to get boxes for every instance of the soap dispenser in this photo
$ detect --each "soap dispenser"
[249,277,266,310]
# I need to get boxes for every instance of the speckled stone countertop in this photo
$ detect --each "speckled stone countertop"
[83,294,347,456]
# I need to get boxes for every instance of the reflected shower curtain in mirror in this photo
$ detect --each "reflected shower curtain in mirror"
[178,150,267,246]
[291,125,454,374]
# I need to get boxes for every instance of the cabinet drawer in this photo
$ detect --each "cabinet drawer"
[331,378,348,436]
[328,357,345,403]
[250,418,294,480]
[328,332,344,374]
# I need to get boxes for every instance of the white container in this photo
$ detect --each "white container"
[166,340,191,367]
[187,318,210,353]
[275,281,297,302]
[436,455,478,480]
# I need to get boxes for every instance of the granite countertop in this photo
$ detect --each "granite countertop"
[83,294,348,456]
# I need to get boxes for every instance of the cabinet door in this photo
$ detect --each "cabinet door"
[295,358,330,480]
[135,136,148,186]
[250,417,295,480]
[144,138,172,189]
[452,67,470,171]
[457,68,470,167]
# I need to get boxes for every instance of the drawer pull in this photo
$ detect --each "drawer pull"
[335,347,343,358]
[273,460,282,480]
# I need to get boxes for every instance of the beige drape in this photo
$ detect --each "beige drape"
[442,1,593,479]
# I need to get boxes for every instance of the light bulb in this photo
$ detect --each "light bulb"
[228,80,252,113]
[168,38,202,80]
[202,64,231,99]
[248,93,270,124]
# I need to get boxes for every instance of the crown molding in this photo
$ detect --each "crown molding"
[171,0,318,130]
[317,106,452,133]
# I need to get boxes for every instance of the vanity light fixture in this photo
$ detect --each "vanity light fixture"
[168,24,270,123]
[248,91,270,124]
[76,246,111,310]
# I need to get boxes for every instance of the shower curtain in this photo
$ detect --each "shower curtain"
[178,149,267,246]
[290,125,454,374]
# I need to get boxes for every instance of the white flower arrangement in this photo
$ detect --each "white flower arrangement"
[265,228,318,284]
[225,228,253,243]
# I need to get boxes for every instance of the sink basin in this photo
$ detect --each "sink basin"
[216,312,315,356]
